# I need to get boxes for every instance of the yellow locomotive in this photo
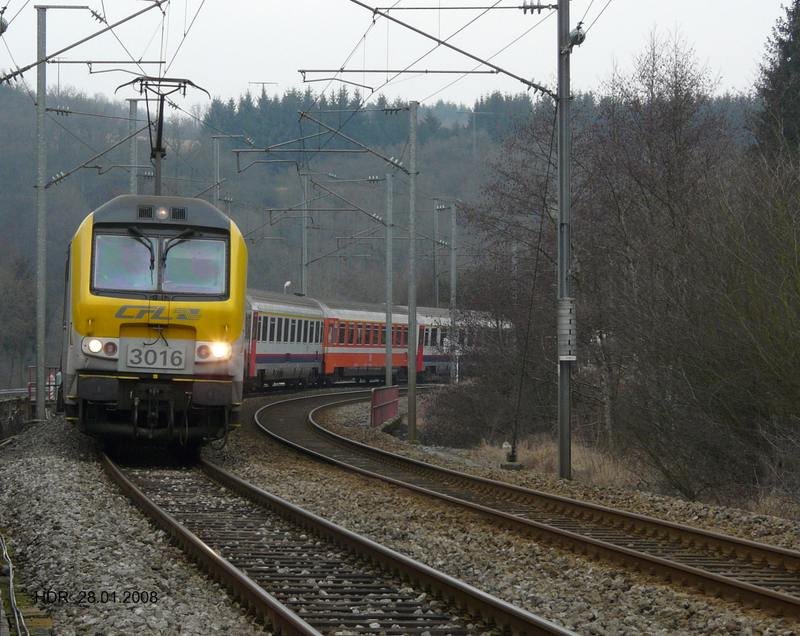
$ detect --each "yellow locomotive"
[60,195,247,446]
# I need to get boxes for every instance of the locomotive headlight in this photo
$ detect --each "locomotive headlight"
[210,342,232,360]
[195,341,232,362]
[156,206,169,220]
[82,337,119,359]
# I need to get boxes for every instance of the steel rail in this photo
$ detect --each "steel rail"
[101,454,322,636]
[254,391,800,618]
[103,449,570,635]
[201,458,570,635]
[1,533,29,636]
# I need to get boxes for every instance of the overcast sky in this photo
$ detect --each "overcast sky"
[0,1,786,110]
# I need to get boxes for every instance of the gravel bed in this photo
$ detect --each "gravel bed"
[317,396,800,553]
[0,418,268,636]
[205,394,800,635]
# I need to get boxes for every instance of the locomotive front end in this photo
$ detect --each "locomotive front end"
[61,195,247,445]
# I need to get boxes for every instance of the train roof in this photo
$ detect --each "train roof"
[247,288,452,324]
[247,289,325,316]
[92,195,230,230]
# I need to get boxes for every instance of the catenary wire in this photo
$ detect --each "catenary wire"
[584,0,613,33]
[420,7,554,103]
[99,1,148,77]
[164,0,205,74]
[579,0,596,25]
[300,0,503,166]
[5,0,30,27]
[1,36,100,154]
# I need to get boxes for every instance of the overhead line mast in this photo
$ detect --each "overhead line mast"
[345,0,583,476]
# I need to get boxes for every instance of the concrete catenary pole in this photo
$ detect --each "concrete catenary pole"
[432,201,439,307]
[128,99,138,194]
[213,136,220,204]
[449,202,457,384]
[35,6,47,421]
[407,101,419,442]
[301,172,309,296]
[385,173,394,387]
[557,0,576,480]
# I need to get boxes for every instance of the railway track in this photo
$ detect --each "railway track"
[102,452,570,635]
[255,391,800,619]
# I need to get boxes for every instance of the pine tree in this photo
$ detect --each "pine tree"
[757,1,800,150]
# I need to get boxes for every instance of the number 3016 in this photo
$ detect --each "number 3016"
[127,347,184,369]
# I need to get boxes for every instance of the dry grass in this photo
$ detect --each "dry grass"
[748,493,800,520]
[474,433,647,489]
[471,436,800,519]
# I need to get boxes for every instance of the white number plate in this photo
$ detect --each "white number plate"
[126,344,186,370]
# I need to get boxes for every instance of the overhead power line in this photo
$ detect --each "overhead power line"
[297,0,504,165]
[376,3,557,9]
[301,68,499,75]
[584,0,614,33]
[346,0,555,98]
[0,0,166,84]
[421,7,554,102]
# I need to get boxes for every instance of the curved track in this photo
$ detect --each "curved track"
[255,391,800,619]
[102,452,570,635]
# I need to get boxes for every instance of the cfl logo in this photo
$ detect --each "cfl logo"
[115,305,201,320]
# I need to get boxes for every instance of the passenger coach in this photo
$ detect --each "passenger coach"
[244,291,454,387]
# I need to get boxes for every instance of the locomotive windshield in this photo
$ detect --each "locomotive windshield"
[92,231,227,296]
[93,235,156,292]
[163,239,226,294]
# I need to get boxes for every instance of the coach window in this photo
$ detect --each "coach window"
[315,322,321,343]
[268,317,275,342]
[424,328,430,347]
[289,319,296,343]
[432,327,439,346]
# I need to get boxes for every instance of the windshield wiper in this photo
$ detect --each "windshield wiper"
[161,229,196,268]
[127,227,155,271]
